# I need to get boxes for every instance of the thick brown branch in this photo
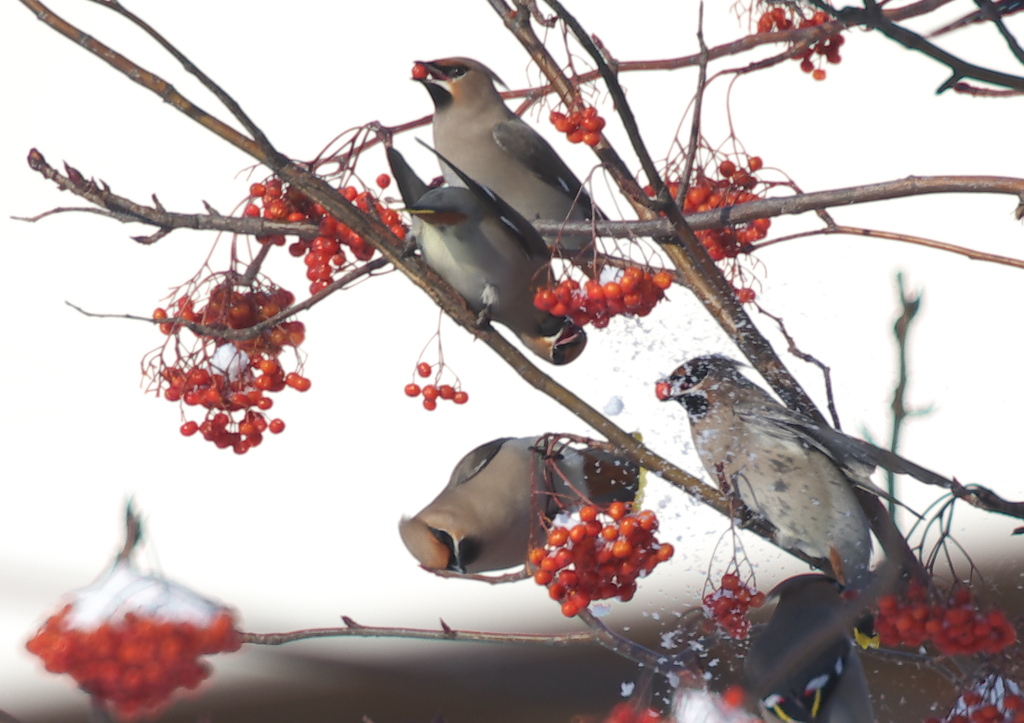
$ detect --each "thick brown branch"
[24,149,320,241]
[24,153,1024,255]
[18,0,264,158]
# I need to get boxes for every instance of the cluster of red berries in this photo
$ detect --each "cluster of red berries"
[756,8,844,80]
[533,268,673,329]
[151,282,308,454]
[154,283,303,355]
[28,606,240,719]
[403,362,469,411]
[27,563,242,720]
[702,572,766,640]
[875,582,1017,655]
[649,158,770,261]
[244,177,405,295]
[925,679,1024,723]
[549,106,606,147]
[794,11,844,80]
[530,503,674,618]
[647,158,768,303]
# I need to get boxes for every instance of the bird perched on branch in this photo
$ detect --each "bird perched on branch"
[387,145,587,365]
[745,574,875,723]
[399,436,639,574]
[414,56,602,252]
[656,355,947,590]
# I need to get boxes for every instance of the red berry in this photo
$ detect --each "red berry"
[285,373,311,391]
[416,362,432,378]
[404,383,421,397]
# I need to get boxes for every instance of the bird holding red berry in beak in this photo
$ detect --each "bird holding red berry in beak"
[412,57,602,252]
[656,355,953,590]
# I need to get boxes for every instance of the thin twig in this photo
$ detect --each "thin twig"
[754,305,842,429]
[677,4,708,208]
[887,273,926,518]
[576,608,703,681]
[242,622,595,647]
[64,256,390,340]
[752,222,1024,271]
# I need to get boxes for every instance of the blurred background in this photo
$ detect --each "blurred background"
[2,1,1023,721]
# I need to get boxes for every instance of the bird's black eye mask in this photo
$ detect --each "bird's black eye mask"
[675,358,712,389]
[424,63,467,82]
[429,527,479,574]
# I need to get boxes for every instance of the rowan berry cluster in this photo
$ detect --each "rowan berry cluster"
[530,503,674,618]
[244,177,406,295]
[875,582,1017,655]
[150,281,307,454]
[533,268,673,329]
[549,106,606,146]
[756,8,844,80]
[26,563,241,720]
[648,157,769,302]
[794,11,844,80]
[404,361,469,411]
[702,572,766,640]
[925,677,1024,723]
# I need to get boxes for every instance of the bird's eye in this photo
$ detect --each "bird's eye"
[675,358,711,390]
[448,66,468,79]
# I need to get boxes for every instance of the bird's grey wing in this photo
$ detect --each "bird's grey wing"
[386,146,431,206]
[448,437,513,488]
[491,119,605,221]
[416,139,550,260]
[735,401,950,498]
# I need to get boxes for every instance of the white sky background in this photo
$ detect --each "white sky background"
[1,0,1023,719]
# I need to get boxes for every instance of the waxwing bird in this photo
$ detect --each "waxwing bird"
[399,436,640,574]
[656,355,951,590]
[415,57,602,252]
[745,575,875,723]
[387,145,587,365]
